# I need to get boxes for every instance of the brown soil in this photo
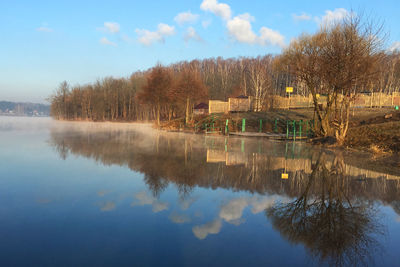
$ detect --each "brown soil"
[345,120,400,154]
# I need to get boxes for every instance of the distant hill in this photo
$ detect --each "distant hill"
[0,101,50,116]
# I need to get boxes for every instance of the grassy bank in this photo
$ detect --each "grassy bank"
[161,108,400,155]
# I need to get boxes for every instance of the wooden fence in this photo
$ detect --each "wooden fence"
[209,93,400,113]
[267,92,400,109]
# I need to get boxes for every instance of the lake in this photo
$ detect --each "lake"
[1,117,400,266]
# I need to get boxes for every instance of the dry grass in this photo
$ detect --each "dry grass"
[346,121,400,154]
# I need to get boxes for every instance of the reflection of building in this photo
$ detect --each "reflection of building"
[204,137,400,180]
[206,149,247,166]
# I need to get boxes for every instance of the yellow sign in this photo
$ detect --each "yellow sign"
[281,173,289,179]
[286,87,293,93]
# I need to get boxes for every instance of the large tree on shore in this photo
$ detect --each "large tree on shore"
[173,68,208,124]
[281,14,385,144]
[139,65,173,125]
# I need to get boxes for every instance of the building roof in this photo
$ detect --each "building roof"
[194,102,209,109]
[235,95,249,99]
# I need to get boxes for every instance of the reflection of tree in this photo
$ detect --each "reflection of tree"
[266,152,383,266]
[48,127,400,207]
[143,174,169,198]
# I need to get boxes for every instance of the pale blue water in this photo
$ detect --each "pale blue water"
[0,117,399,266]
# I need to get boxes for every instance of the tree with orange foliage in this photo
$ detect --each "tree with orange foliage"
[139,65,172,125]
[173,68,208,124]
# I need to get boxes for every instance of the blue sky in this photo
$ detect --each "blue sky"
[1,0,399,103]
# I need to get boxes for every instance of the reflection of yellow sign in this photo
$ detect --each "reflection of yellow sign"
[286,87,293,93]
[316,94,320,98]
[281,173,289,179]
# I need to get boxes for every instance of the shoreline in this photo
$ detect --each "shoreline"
[48,116,400,167]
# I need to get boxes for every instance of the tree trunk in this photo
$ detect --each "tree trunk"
[334,99,350,146]
[157,102,160,126]
[185,97,190,125]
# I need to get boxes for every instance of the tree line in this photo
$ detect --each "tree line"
[49,13,400,142]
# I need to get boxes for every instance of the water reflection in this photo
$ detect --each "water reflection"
[47,123,400,265]
[267,152,384,266]
[48,124,400,203]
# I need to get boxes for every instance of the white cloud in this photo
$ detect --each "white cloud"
[192,219,222,240]
[292,12,312,21]
[184,27,203,43]
[131,191,169,213]
[100,37,117,47]
[202,19,212,28]
[36,26,53,32]
[104,22,120,33]
[136,23,176,46]
[98,22,120,34]
[389,41,400,52]
[174,11,199,25]
[200,0,231,20]
[157,23,175,36]
[120,34,135,44]
[316,8,350,26]
[226,14,285,48]
[259,27,285,47]
[226,14,257,44]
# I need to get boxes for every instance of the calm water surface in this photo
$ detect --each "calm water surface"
[1,117,400,266]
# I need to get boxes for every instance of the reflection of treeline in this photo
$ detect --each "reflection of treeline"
[49,128,400,206]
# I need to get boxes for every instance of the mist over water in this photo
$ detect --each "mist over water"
[1,116,400,266]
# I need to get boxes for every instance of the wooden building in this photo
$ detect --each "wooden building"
[194,102,209,115]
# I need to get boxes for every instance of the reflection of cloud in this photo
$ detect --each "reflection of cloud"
[153,202,169,212]
[131,191,169,213]
[227,218,246,226]
[180,196,198,210]
[219,198,248,223]
[100,201,116,212]
[97,191,108,197]
[192,196,275,239]
[219,196,275,223]
[192,219,222,240]
[36,198,52,204]
[194,211,203,218]
[169,212,191,224]
[249,197,275,214]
